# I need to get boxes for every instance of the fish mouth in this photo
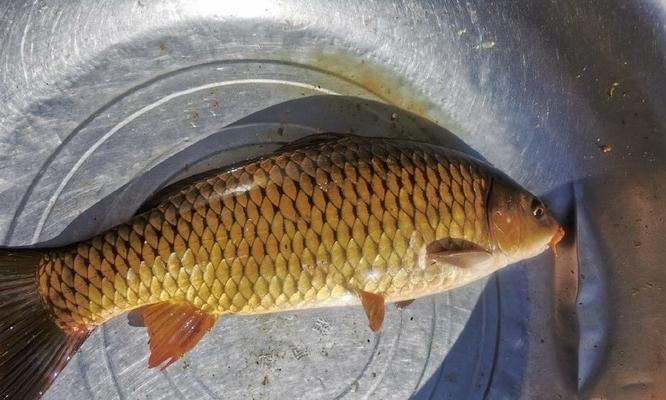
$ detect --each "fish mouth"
[549,225,566,257]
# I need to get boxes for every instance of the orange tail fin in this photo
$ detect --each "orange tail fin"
[0,249,90,399]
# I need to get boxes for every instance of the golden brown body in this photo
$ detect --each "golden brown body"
[2,134,564,399]
[37,135,493,331]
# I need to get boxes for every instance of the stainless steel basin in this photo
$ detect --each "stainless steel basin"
[0,1,663,399]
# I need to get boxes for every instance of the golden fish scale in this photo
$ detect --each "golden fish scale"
[36,137,492,330]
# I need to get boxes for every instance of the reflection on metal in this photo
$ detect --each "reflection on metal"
[0,1,663,399]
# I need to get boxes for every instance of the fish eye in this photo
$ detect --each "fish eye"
[531,198,545,219]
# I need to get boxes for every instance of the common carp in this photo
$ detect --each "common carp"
[0,134,563,399]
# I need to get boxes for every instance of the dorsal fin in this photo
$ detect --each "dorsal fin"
[277,133,352,152]
[135,169,227,214]
[136,133,354,214]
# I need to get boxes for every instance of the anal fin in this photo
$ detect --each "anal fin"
[140,302,218,369]
[358,290,385,332]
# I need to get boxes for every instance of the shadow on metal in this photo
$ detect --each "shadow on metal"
[414,265,529,400]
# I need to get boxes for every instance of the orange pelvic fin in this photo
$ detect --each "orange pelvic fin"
[140,302,218,369]
[127,307,145,327]
[358,290,385,332]
[395,299,415,309]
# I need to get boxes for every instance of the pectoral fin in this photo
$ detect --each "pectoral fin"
[140,302,218,369]
[357,290,385,332]
[426,238,492,269]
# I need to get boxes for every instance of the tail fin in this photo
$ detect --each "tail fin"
[0,250,89,399]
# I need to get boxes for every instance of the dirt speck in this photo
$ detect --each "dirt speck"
[390,112,398,121]
[261,376,269,385]
[210,99,220,109]
[598,144,612,154]
[608,81,620,97]
[351,381,359,392]
[277,126,285,136]
[159,41,168,52]
[190,111,199,121]
[182,360,190,370]
[474,40,496,49]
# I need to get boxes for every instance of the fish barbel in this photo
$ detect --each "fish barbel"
[0,134,563,399]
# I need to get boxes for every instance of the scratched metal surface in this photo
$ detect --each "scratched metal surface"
[0,1,664,399]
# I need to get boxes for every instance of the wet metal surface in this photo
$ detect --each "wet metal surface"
[0,1,663,399]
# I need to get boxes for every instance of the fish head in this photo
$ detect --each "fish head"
[487,174,564,262]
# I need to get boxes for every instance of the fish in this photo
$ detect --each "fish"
[0,133,563,399]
